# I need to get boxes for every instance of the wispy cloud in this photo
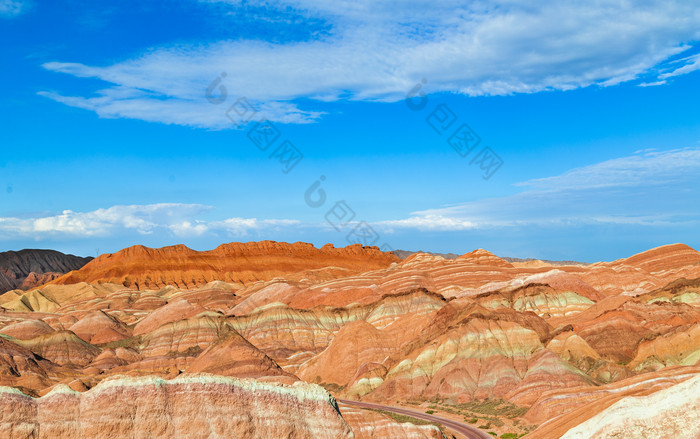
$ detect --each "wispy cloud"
[40,0,700,126]
[638,80,667,87]
[0,203,300,239]
[658,53,700,79]
[0,0,27,17]
[376,147,700,231]
[517,148,700,191]
[377,215,477,231]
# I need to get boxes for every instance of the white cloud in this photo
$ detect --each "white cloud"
[41,0,700,126]
[168,220,210,237]
[377,215,477,231]
[377,147,700,231]
[658,53,700,79]
[0,0,26,17]
[638,80,667,87]
[0,203,300,239]
[209,217,300,236]
[517,148,700,191]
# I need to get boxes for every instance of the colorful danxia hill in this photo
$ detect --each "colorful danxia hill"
[1,241,699,438]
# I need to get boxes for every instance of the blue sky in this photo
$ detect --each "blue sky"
[1,0,699,262]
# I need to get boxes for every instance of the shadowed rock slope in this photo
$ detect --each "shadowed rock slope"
[0,249,92,294]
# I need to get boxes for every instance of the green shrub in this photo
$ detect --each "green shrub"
[425,410,435,414]
[501,434,519,439]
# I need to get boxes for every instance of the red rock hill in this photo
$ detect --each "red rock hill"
[48,241,399,290]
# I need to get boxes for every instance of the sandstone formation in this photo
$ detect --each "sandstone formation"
[560,372,700,438]
[0,242,697,437]
[524,366,700,438]
[49,241,399,290]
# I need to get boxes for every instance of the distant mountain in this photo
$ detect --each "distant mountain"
[0,249,93,293]
[392,250,461,259]
[393,249,588,266]
[500,256,590,266]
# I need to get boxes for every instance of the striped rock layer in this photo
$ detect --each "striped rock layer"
[0,242,698,437]
[0,375,353,439]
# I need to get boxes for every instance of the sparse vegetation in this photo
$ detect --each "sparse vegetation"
[428,398,536,438]
[491,417,505,427]
[454,399,528,418]
[365,408,439,428]
[426,410,435,414]
[102,335,142,350]
[167,345,203,357]
[320,382,345,393]
[501,433,519,439]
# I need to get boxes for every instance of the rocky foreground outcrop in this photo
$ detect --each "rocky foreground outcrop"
[0,374,354,438]
[524,366,700,438]
[560,372,700,438]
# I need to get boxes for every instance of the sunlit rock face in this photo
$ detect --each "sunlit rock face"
[0,375,354,439]
[0,319,55,340]
[560,372,700,439]
[47,241,399,290]
[68,310,131,344]
[524,366,700,438]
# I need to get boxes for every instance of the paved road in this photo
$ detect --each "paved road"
[338,399,493,439]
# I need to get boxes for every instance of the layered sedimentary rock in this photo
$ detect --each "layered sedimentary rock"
[559,373,700,438]
[0,249,92,294]
[628,323,700,371]
[0,375,354,438]
[49,241,399,290]
[187,330,295,380]
[637,276,700,306]
[0,337,59,393]
[0,282,122,313]
[572,300,700,364]
[227,244,699,312]
[366,311,592,405]
[0,241,698,437]
[0,319,55,340]
[15,331,101,367]
[524,366,700,438]
[298,320,396,393]
[68,310,130,344]
[474,282,596,319]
